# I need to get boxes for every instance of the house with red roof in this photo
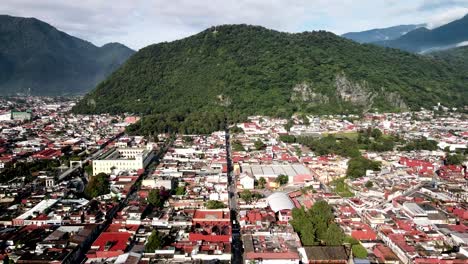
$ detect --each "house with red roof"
[85,231,132,261]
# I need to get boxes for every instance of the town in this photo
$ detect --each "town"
[0,96,467,264]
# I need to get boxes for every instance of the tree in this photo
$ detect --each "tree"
[400,137,438,151]
[145,230,163,253]
[275,175,288,185]
[291,208,316,246]
[347,156,381,179]
[175,186,185,195]
[205,200,226,209]
[299,219,317,245]
[301,114,310,126]
[290,201,346,247]
[148,189,163,208]
[371,128,382,139]
[365,181,373,188]
[254,139,266,150]
[183,136,194,144]
[240,190,253,204]
[257,177,266,189]
[310,200,334,225]
[230,126,244,134]
[84,173,110,199]
[284,119,294,132]
[352,244,368,258]
[279,135,296,143]
[446,153,465,165]
[323,223,344,246]
[83,164,93,176]
[232,140,245,151]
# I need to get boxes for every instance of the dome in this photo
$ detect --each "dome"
[266,192,294,212]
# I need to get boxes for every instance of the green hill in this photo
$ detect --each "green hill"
[0,15,135,95]
[73,24,467,133]
[430,45,468,71]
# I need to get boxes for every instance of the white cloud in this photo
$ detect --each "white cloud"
[426,7,468,29]
[0,0,467,49]
[456,41,468,47]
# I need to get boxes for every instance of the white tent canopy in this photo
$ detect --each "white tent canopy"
[266,192,294,212]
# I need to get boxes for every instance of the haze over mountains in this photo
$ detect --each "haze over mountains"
[342,24,425,44]
[373,14,468,53]
[0,15,135,95]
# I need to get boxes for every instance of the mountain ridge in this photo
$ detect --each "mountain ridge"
[374,14,468,53]
[0,15,135,95]
[72,24,466,125]
[342,24,425,43]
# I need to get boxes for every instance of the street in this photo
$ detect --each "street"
[225,122,243,264]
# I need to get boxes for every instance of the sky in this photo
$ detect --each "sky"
[1,0,467,50]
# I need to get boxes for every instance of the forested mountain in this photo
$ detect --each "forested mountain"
[375,14,468,53]
[430,46,468,71]
[0,15,135,95]
[72,24,467,134]
[342,24,424,43]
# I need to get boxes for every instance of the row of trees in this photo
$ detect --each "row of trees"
[291,200,367,258]
[125,111,246,135]
[290,201,344,246]
[399,137,438,151]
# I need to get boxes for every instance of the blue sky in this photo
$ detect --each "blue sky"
[1,0,467,49]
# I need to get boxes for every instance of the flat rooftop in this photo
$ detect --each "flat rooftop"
[244,164,311,177]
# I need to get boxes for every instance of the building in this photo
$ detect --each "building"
[12,199,58,226]
[0,111,11,121]
[243,164,313,184]
[11,110,32,121]
[93,146,154,175]
[243,232,302,264]
[266,192,295,213]
[303,246,352,264]
[239,173,255,189]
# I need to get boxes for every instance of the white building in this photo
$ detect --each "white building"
[142,177,174,190]
[92,146,154,175]
[0,111,11,121]
[239,174,255,189]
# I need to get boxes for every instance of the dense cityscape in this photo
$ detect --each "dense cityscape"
[0,96,466,263]
[1,2,468,263]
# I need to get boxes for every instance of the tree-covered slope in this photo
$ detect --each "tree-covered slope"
[73,24,467,121]
[0,15,135,95]
[431,46,468,71]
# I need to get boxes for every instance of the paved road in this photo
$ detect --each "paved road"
[225,122,243,264]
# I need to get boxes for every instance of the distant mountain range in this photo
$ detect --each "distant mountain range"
[374,14,468,53]
[72,24,467,128]
[342,24,425,43]
[0,15,135,95]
